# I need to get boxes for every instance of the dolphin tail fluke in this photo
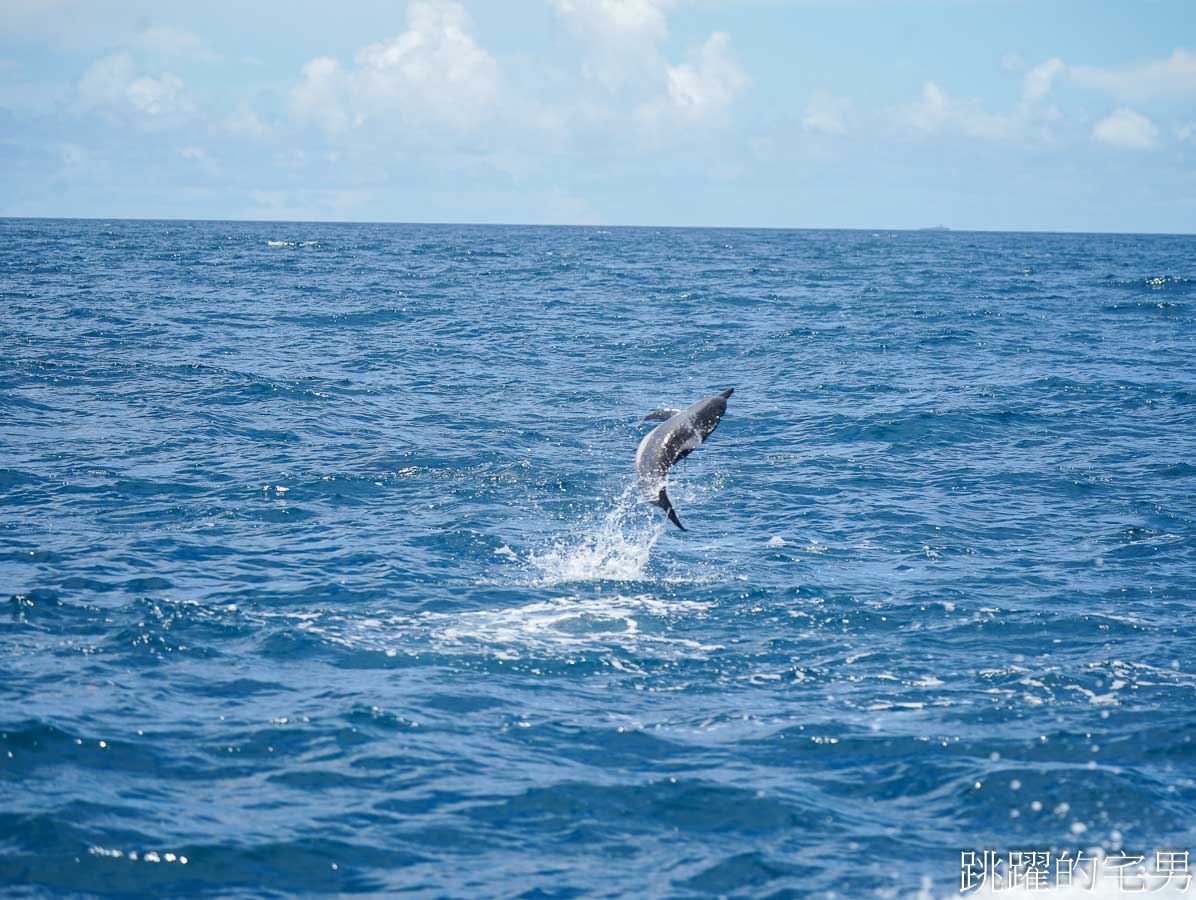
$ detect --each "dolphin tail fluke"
[653,486,686,531]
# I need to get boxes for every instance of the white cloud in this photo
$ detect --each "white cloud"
[290,0,500,137]
[77,51,190,118]
[902,81,950,131]
[355,2,500,129]
[551,0,671,46]
[290,57,351,133]
[662,32,746,122]
[551,0,745,138]
[1071,48,1196,101]
[551,0,673,90]
[284,0,743,152]
[1022,57,1064,102]
[802,91,851,135]
[1179,123,1196,144]
[900,81,1009,140]
[1092,108,1160,150]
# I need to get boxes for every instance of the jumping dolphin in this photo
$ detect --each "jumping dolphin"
[635,388,734,531]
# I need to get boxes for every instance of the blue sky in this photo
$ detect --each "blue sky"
[1,0,1193,231]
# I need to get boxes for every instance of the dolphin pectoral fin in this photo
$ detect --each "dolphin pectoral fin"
[666,507,686,531]
[643,408,681,422]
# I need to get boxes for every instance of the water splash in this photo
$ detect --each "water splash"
[526,484,665,585]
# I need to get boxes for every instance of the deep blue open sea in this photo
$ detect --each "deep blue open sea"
[2,218,1195,898]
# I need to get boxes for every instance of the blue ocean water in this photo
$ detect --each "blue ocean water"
[1,218,1194,897]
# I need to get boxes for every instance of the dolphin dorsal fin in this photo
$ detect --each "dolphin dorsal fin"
[643,408,681,422]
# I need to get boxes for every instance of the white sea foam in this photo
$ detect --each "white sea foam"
[288,593,717,661]
[426,593,718,658]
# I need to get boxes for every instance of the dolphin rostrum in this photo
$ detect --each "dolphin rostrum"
[635,388,734,531]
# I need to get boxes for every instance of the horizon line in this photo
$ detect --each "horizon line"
[2,214,1194,239]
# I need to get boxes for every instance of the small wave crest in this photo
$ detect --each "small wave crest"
[1107,274,1192,292]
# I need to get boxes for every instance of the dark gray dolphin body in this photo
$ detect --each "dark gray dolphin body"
[635,388,734,530]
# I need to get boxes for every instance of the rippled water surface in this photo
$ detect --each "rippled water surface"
[2,219,1195,897]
